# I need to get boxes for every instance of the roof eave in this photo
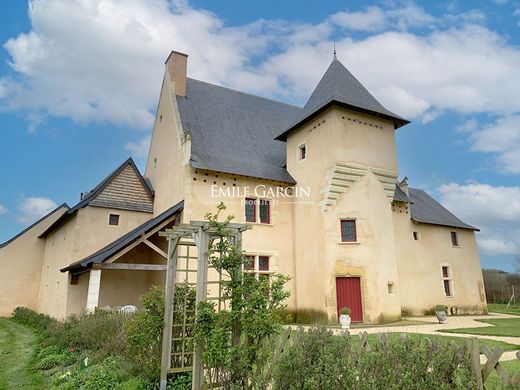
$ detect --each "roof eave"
[275,100,410,142]
[411,218,479,232]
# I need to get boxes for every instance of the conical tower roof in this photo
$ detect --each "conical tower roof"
[276,58,409,141]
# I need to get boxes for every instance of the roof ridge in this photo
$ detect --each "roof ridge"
[186,78,302,110]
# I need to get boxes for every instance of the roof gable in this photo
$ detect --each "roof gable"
[40,158,153,237]
[276,59,409,141]
[89,162,153,213]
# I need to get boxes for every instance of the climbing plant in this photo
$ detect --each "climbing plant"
[193,203,290,389]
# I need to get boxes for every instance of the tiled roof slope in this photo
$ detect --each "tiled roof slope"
[39,158,153,237]
[177,78,301,184]
[61,200,183,272]
[276,59,409,141]
[409,188,478,231]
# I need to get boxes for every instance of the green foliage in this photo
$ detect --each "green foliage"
[34,345,75,371]
[12,306,58,333]
[51,356,130,389]
[284,309,331,325]
[124,284,196,381]
[193,203,291,389]
[435,305,448,313]
[339,307,351,315]
[274,328,476,390]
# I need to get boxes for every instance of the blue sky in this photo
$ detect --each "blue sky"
[0,0,519,271]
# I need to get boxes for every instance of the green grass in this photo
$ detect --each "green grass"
[360,332,519,352]
[439,318,520,338]
[0,317,43,389]
[484,359,520,389]
[488,303,520,316]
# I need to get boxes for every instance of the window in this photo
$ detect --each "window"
[413,231,420,240]
[298,144,307,160]
[442,266,453,297]
[243,254,272,279]
[451,231,459,247]
[244,198,270,224]
[387,282,395,294]
[245,198,256,222]
[109,214,120,226]
[259,200,270,224]
[340,219,357,242]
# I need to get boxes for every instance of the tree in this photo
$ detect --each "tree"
[193,203,290,389]
[514,254,520,274]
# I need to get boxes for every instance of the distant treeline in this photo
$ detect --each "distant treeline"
[482,269,520,304]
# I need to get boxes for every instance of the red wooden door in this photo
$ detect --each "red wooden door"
[336,277,363,322]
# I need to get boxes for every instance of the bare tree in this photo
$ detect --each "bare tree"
[515,254,520,274]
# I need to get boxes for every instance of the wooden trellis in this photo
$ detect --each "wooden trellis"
[158,221,249,390]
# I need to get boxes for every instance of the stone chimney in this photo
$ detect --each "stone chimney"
[165,50,188,96]
[398,176,409,196]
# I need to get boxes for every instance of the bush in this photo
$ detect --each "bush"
[124,284,196,381]
[273,328,476,390]
[12,306,58,333]
[435,305,448,313]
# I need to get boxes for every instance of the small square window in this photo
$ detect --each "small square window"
[259,256,269,271]
[298,144,307,160]
[245,198,256,222]
[451,231,459,246]
[259,200,270,224]
[340,220,357,242]
[413,231,419,240]
[109,214,120,226]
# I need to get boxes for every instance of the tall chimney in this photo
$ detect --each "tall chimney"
[165,50,188,96]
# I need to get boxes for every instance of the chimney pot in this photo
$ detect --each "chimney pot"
[165,50,188,96]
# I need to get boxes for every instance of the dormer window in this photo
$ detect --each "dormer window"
[298,144,307,161]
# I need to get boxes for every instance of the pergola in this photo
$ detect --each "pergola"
[158,220,249,390]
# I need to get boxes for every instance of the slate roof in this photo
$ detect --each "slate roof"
[408,188,478,231]
[61,200,184,273]
[393,185,411,203]
[177,78,301,184]
[0,203,69,249]
[39,158,153,238]
[275,59,409,141]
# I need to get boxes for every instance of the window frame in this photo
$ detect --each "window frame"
[450,231,459,247]
[245,198,257,223]
[108,213,120,226]
[244,197,271,224]
[243,254,273,279]
[441,265,454,297]
[340,219,357,242]
[298,143,307,161]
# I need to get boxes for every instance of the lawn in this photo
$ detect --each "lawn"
[484,359,520,389]
[0,317,43,389]
[361,332,519,352]
[488,303,520,316]
[439,318,520,338]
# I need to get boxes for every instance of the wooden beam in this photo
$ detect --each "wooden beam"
[160,237,179,390]
[106,214,178,264]
[100,263,167,271]
[143,239,168,259]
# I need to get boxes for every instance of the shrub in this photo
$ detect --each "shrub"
[124,284,196,381]
[339,307,351,316]
[273,328,476,390]
[435,305,448,313]
[12,306,58,333]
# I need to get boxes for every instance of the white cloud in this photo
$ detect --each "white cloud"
[17,196,57,225]
[0,204,7,215]
[1,0,520,129]
[438,183,520,255]
[125,136,151,158]
[469,116,520,174]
